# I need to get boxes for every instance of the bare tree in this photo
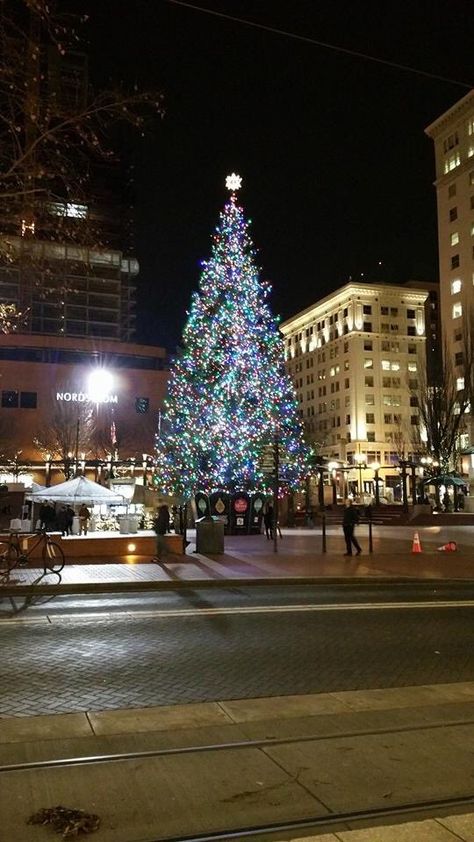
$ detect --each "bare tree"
[413,337,472,472]
[0,1,163,218]
[34,401,95,479]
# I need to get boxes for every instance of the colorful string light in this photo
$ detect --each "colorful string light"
[155,189,308,498]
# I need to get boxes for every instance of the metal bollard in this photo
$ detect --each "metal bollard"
[322,512,327,553]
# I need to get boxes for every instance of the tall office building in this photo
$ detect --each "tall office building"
[425,91,474,411]
[0,37,139,342]
[281,282,428,498]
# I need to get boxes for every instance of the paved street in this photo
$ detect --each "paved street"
[3,583,474,717]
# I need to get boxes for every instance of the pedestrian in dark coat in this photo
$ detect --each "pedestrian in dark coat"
[154,505,170,560]
[263,505,273,540]
[65,505,74,536]
[342,500,362,556]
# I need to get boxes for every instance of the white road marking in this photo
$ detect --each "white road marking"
[1,600,474,625]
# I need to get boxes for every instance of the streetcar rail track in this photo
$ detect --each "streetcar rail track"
[3,714,474,774]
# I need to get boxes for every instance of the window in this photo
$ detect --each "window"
[363,321,372,332]
[367,432,376,442]
[444,152,460,173]
[363,305,372,315]
[448,183,457,198]
[449,207,458,222]
[346,414,351,425]
[451,232,459,246]
[408,344,417,354]
[343,341,349,353]
[384,414,392,424]
[455,351,464,366]
[451,279,462,294]
[1,390,18,408]
[407,309,415,319]
[365,394,375,405]
[382,377,391,388]
[381,322,390,332]
[344,360,349,370]
[451,254,460,269]
[469,118,474,136]
[381,360,390,370]
[390,308,398,316]
[363,340,373,350]
[410,396,418,407]
[454,329,463,342]
[452,302,463,319]
[408,362,417,372]
[457,377,465,391]
[365,376,374,387]
[381,341,390,351]
[381,306,389,315]
[392,377,401,388]
[410,416,419,425]
[135,397,149,413]
[407,326,416,336]
[471,171,474,185]
[390,324,398,331]
[444,132,459,151]
[20,391,37,409]
[366,413,375,424]
[344,378,350,389]
[408,379,418,390]
[364,358,373,369]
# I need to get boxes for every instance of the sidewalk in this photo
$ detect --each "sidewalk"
[1,526,474,595]
[3,683,474,840]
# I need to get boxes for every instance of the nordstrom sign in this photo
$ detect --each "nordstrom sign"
[56,391,118,404]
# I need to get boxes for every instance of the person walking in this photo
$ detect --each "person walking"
[342,499,362,556]
[153,504,170,560]
[263,504,273,540]
[78,503,91,536]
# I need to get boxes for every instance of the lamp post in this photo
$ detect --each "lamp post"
[327,461,339,506]
[353,452,366,499]
[399,460,409,513]
[372,461,380,507]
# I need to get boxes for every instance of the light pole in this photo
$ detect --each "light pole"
[372,461,380,507]
[327,461,339,506]
[353,452,366,499]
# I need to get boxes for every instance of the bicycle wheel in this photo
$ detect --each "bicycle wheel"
[0,542,19,573]
[42,539,65,573]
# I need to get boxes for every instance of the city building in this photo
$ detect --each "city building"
[425,91,474,468]
[280,282,428,500]
[0,334,168,484]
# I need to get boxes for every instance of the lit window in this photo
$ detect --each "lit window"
[451,279,462,295]
[408,362,417,372]
[469,117,474,136]
[48,202,88,218]
[451,232,459,246]
[444,152,461,173]
[469,146,474,159]
[381,360,390,370]
[390,361,400,371]
[452,302,463,319]
[457,377,465,391]
[471,223,474,236]
[364,359,373,369]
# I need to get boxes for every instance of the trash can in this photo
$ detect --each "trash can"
[119,517,129,534]
[195,516,224,554]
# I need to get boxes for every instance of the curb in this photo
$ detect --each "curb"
[2,575,474,596]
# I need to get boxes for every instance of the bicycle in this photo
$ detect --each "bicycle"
[0,529,65,575]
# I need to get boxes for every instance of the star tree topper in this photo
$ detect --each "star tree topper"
[225,172,242,192]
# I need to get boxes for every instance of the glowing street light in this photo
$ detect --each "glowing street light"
[88,369,114,403]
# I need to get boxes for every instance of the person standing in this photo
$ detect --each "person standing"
[153,504,170,560]
[78,503,91,536]
[263,504,273,540]
[65,505,74,536]
[56,505,68,537]
[342,500,362,556]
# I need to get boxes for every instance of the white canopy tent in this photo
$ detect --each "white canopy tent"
[28,476,127,505]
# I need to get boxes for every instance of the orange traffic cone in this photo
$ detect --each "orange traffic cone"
[412,532,422,553]
[437,541,457,552]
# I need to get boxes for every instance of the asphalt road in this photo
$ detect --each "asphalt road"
[2,583,474,718]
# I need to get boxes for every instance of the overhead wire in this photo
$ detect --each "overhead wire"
[165,0,473,89]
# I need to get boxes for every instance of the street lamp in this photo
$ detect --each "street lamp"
[327,461,339,506]
[353,452,366,498]
[372,461,381,507]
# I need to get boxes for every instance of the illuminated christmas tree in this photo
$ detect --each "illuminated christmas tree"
[155,174,307,498]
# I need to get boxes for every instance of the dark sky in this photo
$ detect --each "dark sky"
[78,0,474,351]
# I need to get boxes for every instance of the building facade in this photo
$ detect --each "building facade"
[281,283,428,499]
[425,90,474,461]
[0,334,168,481]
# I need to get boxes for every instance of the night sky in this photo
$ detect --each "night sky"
[78,0,474,352]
